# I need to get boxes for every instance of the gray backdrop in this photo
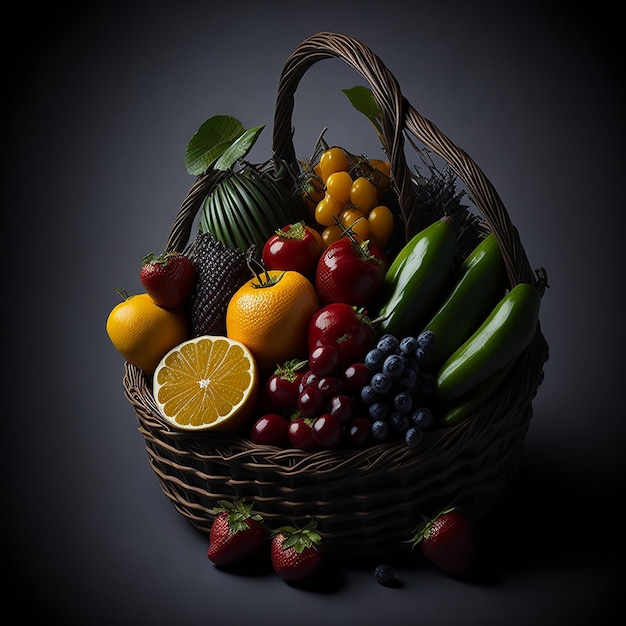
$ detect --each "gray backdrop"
[5,1,623,624]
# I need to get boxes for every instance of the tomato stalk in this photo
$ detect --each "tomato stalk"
[246,255,285,289]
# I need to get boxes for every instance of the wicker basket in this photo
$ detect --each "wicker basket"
[122,32,549,558]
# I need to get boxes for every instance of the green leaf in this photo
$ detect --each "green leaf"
[184,115,246,175]
[342,86,381,123]
[214,125,265,171]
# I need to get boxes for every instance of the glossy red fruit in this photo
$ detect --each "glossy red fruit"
[328,394,354,424]
[308,304,377,369]
[251,413,290,446]
[262,221,325,280]
[345,416,371,447]
[308,344,340,377]
[298,386,327,417]
[266,359,307,410]
[270,520,325,582]
[315,236,386,307]
[311,414,342,448]
[408,508,474,576]
[288,417,318,451]
[342,362,370,393]
[317,376,344,398]
[140,251,197,309]
[207,500,267,566]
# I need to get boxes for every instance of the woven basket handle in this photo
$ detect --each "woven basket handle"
[272,32,534,286]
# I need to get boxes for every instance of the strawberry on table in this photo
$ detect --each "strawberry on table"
[270,520,325,583]
[407,507,474,576]
[207,499,268,566]
[140,251,197,309]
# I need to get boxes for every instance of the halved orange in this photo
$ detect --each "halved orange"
[153,336,258,432]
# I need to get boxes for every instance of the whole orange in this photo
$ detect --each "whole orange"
[106,292,189,374]
[226,270,319,373]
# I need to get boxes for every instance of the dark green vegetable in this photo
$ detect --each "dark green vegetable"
[422,232,507,370]
[375,216,457,338]
[435,281,541,403]
[439,358,516,428]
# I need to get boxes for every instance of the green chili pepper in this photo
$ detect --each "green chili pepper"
[435,281,541,403]
[422,232,507,370]
[375,216,457,338]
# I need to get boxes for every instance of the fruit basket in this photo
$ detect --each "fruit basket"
[121,32,549,558]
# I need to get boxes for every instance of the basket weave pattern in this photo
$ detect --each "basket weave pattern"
[122,32,548,557]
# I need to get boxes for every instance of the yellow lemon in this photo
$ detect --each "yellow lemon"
[106,292,189,374]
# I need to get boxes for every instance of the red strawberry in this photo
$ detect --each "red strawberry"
[270,520,325,582]
[207,500,267,566]
[407,507,474,576]
[140,251,197,309]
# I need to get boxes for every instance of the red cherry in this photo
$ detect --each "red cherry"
[328,394,354,424]
[312,414,342,448]
[299,370,319,394]
[342,362,370,393]
[317,376,344,398]
[251,413,290,446]
[308,344,340,377]
[298,386,327,417]
[345,417,371,447]
[288,417,318,451]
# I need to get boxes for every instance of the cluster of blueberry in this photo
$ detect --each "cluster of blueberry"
[360,331,436,448]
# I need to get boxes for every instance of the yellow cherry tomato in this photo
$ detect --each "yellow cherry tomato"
[325,170,353,204]
[349,176,378,213]
[321,224,344,247]
[368,205,394,248]
[319,147,351,182]
[315,194,344,227]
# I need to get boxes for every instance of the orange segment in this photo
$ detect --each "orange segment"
[153,336,258,432]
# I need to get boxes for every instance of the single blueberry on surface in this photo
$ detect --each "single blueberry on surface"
[374,563,395,585]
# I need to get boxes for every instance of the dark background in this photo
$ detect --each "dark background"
[4,1,624,624]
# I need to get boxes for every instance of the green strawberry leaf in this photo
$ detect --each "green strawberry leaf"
[214,124,265,171]
[184,115,246,175]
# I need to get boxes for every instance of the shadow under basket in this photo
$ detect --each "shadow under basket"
[120,32,549,558]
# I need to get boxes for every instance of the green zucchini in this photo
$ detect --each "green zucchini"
[422,232,507,370]
[375,216,457,339]
[435,281,541,403]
